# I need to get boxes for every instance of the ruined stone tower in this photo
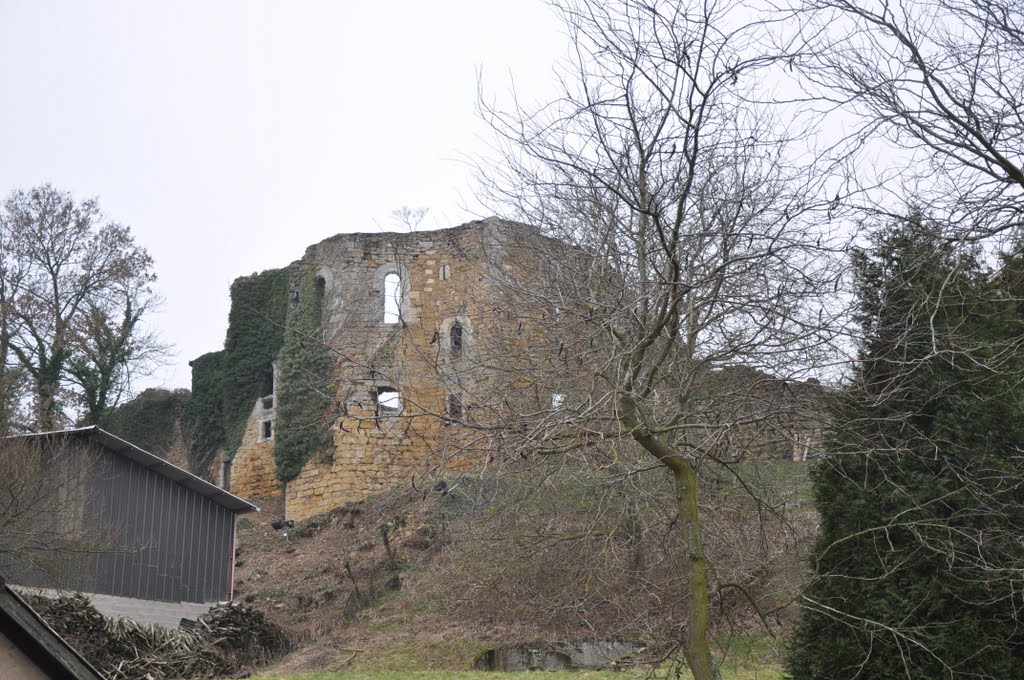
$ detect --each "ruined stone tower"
[191,218,561,520]
[188,217,823,522]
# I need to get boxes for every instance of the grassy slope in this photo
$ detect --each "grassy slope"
[250,669,784,680]
[233,462,812,677]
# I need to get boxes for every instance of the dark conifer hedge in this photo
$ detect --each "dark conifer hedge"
[788,214,1024,679]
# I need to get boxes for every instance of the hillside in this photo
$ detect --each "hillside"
[232,462,816,674]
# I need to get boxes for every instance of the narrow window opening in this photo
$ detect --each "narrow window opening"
[375,387,401,414]
[221,455,232,490]
[445,393,462,423]
[439,263,451,280]
[450,322,463,357]
[261,364,275,396]
[261,420,273,439]
[384,273,401,323]
[262,396,274,410]
[315,276,328,324]
[793,430,815,461]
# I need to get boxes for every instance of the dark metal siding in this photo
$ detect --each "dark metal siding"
[16,440,236,604]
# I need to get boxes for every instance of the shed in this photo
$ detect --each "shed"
[1,426,258,628]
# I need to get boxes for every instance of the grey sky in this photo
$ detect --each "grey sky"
[0,1,563,390]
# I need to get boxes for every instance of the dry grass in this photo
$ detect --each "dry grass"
[248,672,647,680]
[233,466,808,677]
[245,669,784,680]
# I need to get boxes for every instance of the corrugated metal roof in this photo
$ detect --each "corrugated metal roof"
[4,426,258,514]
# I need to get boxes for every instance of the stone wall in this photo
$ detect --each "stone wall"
[229,403,280,502]
[225,219,548,521]
[214,218,826,522]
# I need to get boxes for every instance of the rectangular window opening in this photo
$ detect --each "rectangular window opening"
[261,420,273,439]
[262,364,275,396]
[375,388,401,414]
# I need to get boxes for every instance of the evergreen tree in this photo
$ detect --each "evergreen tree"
[788,213,1024,679]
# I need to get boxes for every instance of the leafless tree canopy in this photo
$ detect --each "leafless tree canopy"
[472,1,842,677]
[793,0,1024,236]
[0,437,107,587]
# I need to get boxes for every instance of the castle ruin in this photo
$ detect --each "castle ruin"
[190,218,824,522]
[194,218,558,520]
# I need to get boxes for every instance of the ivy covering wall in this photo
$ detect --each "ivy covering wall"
[183,268,289,473]
[273,271,335,482]
[98,387,191,459]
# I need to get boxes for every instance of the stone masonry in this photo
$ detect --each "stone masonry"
[226,218,556,521]
[212,218,824,522]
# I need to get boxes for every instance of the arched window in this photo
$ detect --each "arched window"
[441,316,470,361]
[449,321,463,358]
[384,273,401,323]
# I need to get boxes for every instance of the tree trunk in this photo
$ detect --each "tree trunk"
[673,462,720,680]
[633,419,719,680]
[36,380,60,431]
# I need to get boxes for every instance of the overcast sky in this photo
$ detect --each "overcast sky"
[0,1,565,390]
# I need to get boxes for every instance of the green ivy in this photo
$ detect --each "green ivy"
[273,271,335,482]
[183,268,289,473]
[98,388,191,458]
[182,350,225,472]
[220,269,289,454]
[184,266,336,481]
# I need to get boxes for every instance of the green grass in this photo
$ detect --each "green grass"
[247,668,783,680]
[720,459,814,504]
[247,673,644,680]
[240,633,786,680]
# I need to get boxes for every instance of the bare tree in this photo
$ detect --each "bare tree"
[792,0,1024,237]
[471,1,840,677]
[0,184,165,430]
[0,436,105,587]
[772,3,1024,674]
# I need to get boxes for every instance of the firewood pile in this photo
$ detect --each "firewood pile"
[201,600,291,669]
[27,593,290,679]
